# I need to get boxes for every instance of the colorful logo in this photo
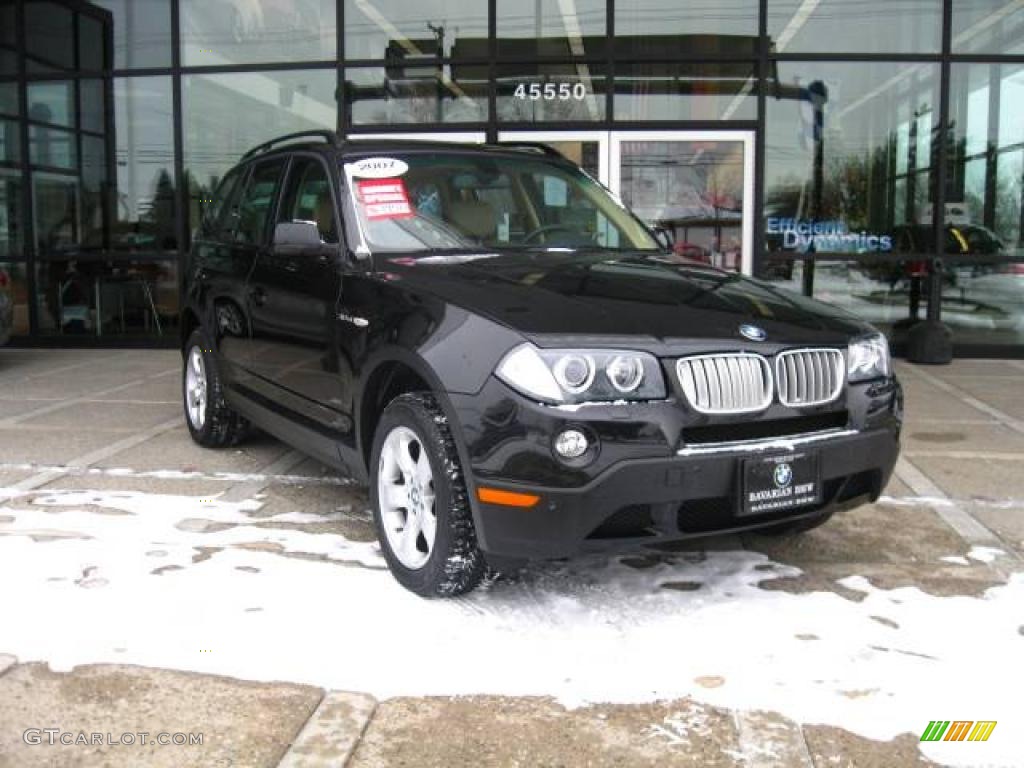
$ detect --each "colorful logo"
[920,721,997,742]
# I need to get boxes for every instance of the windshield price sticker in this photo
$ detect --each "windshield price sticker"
[348,157,409,179]
[514,82,588,101]
[358,179,413,221]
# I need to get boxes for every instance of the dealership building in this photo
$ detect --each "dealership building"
[0,0,1021,355]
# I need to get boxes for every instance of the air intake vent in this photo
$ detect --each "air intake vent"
[775,348,845,407]
[676,353,773,414]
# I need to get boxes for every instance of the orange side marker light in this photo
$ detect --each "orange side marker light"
[477,487,541,508]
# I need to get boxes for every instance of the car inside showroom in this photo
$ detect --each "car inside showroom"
[0,2,1022,767]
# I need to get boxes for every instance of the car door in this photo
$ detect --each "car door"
[247,154,350,434]
[218,156,287,380]
[191,165,251,381]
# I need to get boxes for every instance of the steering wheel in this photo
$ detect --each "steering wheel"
[521,224,579,244]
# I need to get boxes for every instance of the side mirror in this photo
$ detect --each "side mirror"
[651,225,674,252]
[273,220,323,251]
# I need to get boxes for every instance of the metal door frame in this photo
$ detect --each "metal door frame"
[609,130,756,275]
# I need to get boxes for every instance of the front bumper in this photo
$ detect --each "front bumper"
[469,426,898,560]
[450,375,902,562]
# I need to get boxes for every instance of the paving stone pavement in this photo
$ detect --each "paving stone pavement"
[0,350,1021,766]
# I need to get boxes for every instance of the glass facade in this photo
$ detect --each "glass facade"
[0,0,1019,354]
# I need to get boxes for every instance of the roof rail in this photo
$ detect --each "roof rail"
[494,141,567,159]
[241,130,341,160]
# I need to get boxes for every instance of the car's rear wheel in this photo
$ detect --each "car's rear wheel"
[183,329,250,448]
[370,393,486,597]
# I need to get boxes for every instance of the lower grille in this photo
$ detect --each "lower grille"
[680,411,849,445]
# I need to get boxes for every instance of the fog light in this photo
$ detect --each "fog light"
[554,429,588,459]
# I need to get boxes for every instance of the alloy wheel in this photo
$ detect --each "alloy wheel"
[377,426,437,569]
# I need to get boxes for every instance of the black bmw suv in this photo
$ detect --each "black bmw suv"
[182,131,902,597]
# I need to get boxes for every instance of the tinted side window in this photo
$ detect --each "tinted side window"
[278,158,338,244]
[234,159,287,245]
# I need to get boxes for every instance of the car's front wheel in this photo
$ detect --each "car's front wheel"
[370,393,487,597]
[183,329,250,448]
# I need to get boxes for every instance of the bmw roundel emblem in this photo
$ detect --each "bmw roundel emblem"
[739,323,767,342]
[774,463,793,489]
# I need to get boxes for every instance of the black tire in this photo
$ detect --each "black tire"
[182,329,250,448]
[369,393,487,597]
[757,510,834,537]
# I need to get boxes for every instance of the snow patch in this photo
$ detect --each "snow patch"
[966,546,1006,564]
[1,486,1022,768]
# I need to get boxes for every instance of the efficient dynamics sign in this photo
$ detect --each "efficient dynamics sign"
[767,218,894,254]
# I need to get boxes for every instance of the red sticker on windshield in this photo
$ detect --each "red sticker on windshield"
[357,178,413,221]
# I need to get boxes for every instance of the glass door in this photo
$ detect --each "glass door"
[610,131,755,274]
[497,131,609,186]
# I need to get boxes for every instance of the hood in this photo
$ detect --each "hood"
[377,250,871,350]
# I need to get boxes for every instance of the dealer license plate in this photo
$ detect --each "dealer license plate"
[740,452,821,517]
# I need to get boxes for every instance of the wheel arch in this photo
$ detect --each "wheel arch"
[356,351,480,514]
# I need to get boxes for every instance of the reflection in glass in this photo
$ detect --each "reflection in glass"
[346,65,485,125]
[27,82,74,128]
[0,262,29,335]
[345,0,488,61]
[181,0,336,66]
[0,83,18,116]
[90,0,173,69]
[0,172,22,259]
[619,140,745,271]
[110,77,176,254]
[30,126,78,169]
[765,62,939,252]
[496,63,606,123]
[184,69,337,229]
[953,0,1024,55]
[25,0,75,71]
[497,0,605,58]
[767,0,941,54]
[615,0,758,56]
[80,80,106,134]
[614,61,756,121]
[763,61,941,337]
[946,63,1024,348]
[78,13,105,70]
[0,120,19,163]
[35,258,179,336]
[0,1,14,74]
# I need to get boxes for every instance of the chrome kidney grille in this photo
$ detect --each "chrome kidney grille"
[775,348,845,407]
[676,348,845,413]
[675,353,774,414]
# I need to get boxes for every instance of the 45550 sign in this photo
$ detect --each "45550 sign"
[514,82,588,101]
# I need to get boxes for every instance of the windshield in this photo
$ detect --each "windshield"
[342,151,659,254]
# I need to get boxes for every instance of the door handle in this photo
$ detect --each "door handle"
[249,285,266,307]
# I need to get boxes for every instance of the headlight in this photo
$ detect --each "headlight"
[496,343,666,404]
[847,333,891,382]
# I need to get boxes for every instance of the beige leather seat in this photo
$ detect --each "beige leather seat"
[314,195,337,243]
[448,200,495,241]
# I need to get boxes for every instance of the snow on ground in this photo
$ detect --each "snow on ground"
[1,487,1022,767]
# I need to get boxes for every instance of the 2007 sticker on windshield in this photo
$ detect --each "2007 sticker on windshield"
[347,157,409,179]
[358,178,413,221]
